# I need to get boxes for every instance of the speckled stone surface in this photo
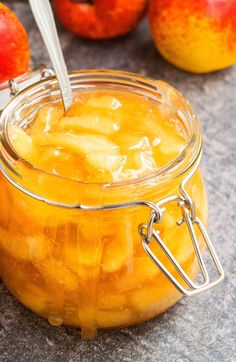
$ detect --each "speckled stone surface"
[1,2,236,361]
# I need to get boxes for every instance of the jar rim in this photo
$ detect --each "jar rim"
[0,69,202,193]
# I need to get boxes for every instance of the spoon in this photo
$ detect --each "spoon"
[28,0,73,111]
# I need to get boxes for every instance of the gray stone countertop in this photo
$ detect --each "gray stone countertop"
[0,2,236,361]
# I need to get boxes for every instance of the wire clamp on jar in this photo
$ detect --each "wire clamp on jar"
[0,65,54,112]
[9,79,20,97]
[139,156,225,296]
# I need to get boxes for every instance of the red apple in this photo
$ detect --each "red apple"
[148,0,236,73]
[0,3,30,83]
[54,0,148,39]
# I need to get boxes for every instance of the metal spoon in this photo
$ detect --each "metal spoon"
[29,0,73,111]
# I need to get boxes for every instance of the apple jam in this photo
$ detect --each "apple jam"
[8,90,188,182]
[0,72,208,339]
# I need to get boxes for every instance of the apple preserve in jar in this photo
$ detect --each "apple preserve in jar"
[0,70,224,339]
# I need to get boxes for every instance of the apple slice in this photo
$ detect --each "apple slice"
[85,95,122,111]
[157,137,185,161]
[115,256,160,292]
[31,104,64,134]
[8,125,36,160]
[130,277,178,314]
[116,135,157,179]
[60,114,119,136]
[62,230,103,280]
[101,220,133,273]
[36,258,78,292]
[97,292,127,310]
[35,133,123,174]
[97,308,133,328]
[0,227,52,262]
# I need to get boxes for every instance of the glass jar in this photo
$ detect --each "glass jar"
[0,70,224,339]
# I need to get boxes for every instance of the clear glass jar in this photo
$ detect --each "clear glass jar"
[0,70,224,339]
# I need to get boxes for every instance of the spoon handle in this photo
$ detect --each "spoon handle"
[29,0,73,111]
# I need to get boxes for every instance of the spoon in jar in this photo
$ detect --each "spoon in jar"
[28,0,73,111]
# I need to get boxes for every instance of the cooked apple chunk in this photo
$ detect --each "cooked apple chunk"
[35,133,123,174]
[60,114,119,136]
[8,125,36,159]
[85,95,122,111]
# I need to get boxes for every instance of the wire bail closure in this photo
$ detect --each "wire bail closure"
[7,66,54,100]
[139,157,225,296]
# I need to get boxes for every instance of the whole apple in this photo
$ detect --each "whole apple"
[149,0,236,73]
[0,3,30,83]
[54,0,148,39]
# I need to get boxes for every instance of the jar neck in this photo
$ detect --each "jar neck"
[0,70,203,207]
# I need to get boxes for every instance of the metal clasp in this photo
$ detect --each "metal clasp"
[9,80,20,97]
[139,161,224,296]
[8,66,54,100]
